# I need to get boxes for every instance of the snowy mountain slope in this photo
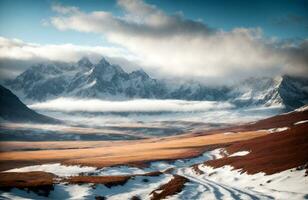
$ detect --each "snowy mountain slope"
[167,81,230,101]
[65,58,167,99]
[6,62,79,101]
[6,57,168,100]
[230,76,284,107]
[278,75,308,109]
[5,57,308,109]
[230,75,308,109]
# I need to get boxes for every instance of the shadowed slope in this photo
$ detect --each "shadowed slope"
[0,85,60,124]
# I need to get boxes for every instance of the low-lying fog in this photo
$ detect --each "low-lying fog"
[1,98,284,141]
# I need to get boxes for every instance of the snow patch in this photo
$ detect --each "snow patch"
[268,127,289,133]
[0,174,173,200]
[95,166,147,176]
[174,164,308,200]
[87,79,96,87]
[5,163,97,177]
[84,68,94,75]
[294,120,308,125]
[196,165,308,199]
[229,151,250,157]
[295,105,308,112]
[223,132,235,135]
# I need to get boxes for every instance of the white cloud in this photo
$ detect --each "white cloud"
[29,98,234,113]
[29,98,282,125]
[48,0,308,81]
[0,36,135,62]
[0,36,142,79]
[52,3,79,15]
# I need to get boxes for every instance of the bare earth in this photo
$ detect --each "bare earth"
[0,130,268,171]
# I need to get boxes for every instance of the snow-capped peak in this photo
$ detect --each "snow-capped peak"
[97,57,110,66]
[77,57,93,69]
[130,69,149,79]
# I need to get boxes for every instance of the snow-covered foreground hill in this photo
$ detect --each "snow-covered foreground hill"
[1,147,307,200]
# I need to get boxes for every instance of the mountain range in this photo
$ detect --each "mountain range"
[5,57,308,110]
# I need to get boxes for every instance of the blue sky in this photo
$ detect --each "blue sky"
[0,0,307,45]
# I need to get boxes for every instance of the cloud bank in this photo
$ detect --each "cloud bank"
[0,37,135,62]
[48,0,308,80]
[0,0,307,82]
[29,98,283,125]
[29,98,234,113]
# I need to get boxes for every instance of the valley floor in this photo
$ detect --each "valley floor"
[0,108,307,200]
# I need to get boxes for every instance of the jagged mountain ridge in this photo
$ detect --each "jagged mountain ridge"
[6,58,168,100]
[66,58,166,99]
[5,57,308,109]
